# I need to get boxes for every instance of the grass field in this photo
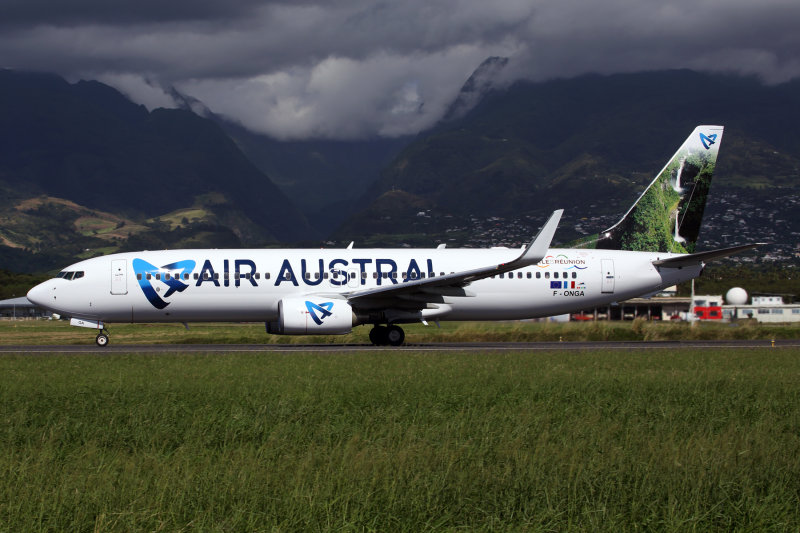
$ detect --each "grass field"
[2,318,799,346]
[1,348,799,531]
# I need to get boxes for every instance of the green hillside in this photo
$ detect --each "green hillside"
[336,71,800,251]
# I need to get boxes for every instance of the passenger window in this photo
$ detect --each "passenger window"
[214,273,219,280]
[156,274,161,281]
[536,272,541,279]
[391,272,397,279]
[147,274,152,280]
[137,273,142,280]
[245,273,251,280]
[545,272,550,279]
[255,273,260,280]
[265,273,270,279]
[499,273,504,279]
[572,272,577,279]
[361,272,367,279]
[305,272,311,279]
[517,272,522,279]
[324,272,329,279]
[373,272,378,279]
[440,272,445,276]
[184,273,189,280]
[402,272,407,278]
[194,273,199,280]
[554,272,558,279]
[165,273,171,280]
[526,272,531,279]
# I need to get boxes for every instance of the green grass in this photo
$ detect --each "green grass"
[1,319,798,346]
[0,348,799,531]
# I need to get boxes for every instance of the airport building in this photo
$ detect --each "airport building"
[0,297,51,319]
[573,288,799,323]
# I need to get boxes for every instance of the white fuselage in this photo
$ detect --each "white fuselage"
[27,247,699,326]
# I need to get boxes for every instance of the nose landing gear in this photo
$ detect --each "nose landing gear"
[369,324,405,346]
[95,330,110,347]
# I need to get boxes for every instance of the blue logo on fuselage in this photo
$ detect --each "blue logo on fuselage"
[133,258,196,309]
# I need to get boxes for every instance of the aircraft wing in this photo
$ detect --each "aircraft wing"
[344,210,563,306]
[651,243,765,268]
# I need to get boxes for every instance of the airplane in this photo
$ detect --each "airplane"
[27,125,761,346]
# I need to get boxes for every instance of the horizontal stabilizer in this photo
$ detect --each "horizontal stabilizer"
[652,243,765,268]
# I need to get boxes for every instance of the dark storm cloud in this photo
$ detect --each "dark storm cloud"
[1,0,799,139]
[0,0,272,26]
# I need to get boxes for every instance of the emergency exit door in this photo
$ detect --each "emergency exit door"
[111,259,127,295]
[601,259,615,293]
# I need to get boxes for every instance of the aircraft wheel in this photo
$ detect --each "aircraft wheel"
[369,325,388,346]
[96,333,110,347]
[386,325,405,346]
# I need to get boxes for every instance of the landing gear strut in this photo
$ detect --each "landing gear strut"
[369,324,405,346]
[95,330,110,347]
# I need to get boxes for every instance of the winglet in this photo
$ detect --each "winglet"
[511,209,563,267]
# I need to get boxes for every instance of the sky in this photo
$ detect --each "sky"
[2,0,799,140]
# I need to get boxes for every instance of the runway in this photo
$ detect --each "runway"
[0,339,797,354]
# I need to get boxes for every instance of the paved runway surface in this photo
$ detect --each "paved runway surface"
[0,339,797,354]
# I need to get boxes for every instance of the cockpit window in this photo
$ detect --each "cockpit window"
[56,270,85,280]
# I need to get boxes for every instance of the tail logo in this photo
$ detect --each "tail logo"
[133,258,196,309]
[700,132,717,150]
[305,301,334,325]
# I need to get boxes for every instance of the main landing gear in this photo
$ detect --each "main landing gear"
[95,330,110,347]
[369,324,405,346]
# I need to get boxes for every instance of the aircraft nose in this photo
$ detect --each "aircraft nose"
[27,281,50,307]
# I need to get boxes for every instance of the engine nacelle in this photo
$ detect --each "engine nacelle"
[266,297,354,335]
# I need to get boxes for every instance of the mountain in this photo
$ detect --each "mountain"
[335,70,800,262]
[218,120,409,232]
[0,70,314,271]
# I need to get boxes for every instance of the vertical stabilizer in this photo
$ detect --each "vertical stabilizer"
[577,125,723,253]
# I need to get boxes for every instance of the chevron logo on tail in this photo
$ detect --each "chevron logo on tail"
[700,132,717,150]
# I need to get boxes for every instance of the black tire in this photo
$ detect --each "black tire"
[386,325,405,346]
[96,333,109,347]
[369,325,389,345]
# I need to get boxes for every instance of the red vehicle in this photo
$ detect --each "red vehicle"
[694,306,722,320]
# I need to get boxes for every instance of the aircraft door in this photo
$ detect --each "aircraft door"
[601,259,615,293]
[111,259,128,295]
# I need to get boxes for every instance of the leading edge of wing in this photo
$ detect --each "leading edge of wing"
[344,209,563,303]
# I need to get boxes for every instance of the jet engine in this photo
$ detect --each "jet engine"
[266,297,354,335]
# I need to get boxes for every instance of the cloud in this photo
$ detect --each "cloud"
[1,0,799,139]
